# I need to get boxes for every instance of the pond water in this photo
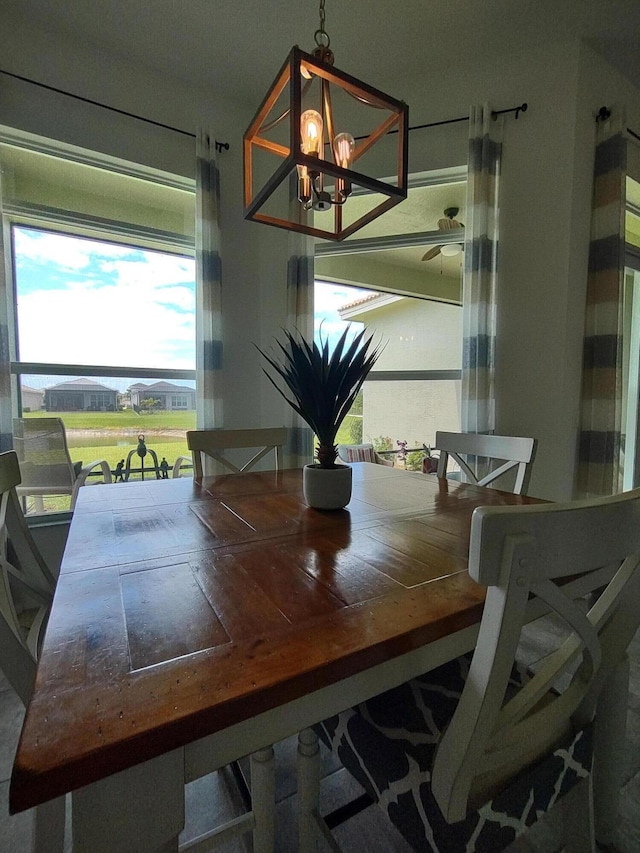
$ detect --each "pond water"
[67,433,185,449]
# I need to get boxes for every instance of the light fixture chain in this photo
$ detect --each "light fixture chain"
[314,0,330,48]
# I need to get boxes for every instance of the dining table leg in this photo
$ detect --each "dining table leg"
[33,796,65,853]
[250,745,276,853]
[71,749,185,852]
[593,652,630,848]
[297,727,321,852]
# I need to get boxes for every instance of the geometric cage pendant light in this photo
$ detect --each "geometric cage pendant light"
[243,1,408,241]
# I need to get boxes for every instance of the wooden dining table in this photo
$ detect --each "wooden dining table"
[9,463,619,852]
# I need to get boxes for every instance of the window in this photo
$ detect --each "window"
[1,133,196,513]
[620,159,640,488]
[314,172,465,468]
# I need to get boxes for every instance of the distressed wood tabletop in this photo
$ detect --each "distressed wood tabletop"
[10,463,538,813]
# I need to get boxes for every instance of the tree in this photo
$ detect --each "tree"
[139,397,161,412]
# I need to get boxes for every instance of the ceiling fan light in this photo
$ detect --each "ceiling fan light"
[440,243,462,257]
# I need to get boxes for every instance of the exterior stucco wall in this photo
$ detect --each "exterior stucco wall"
[347,297,462,448]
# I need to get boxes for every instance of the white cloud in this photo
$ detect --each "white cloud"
[15,228,195,369]
[14,229,132,271]
[18,284,195,368]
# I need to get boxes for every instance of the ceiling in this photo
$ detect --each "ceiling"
[2,0,640,109]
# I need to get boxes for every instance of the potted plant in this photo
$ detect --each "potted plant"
[258,326,382,509]
[422,444,439,474]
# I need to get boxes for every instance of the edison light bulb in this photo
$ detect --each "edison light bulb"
[333,132,355,168]
[333,131,355,201]
[300,110,323,158]
[297,165,312,205]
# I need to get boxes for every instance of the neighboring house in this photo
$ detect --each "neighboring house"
[339,293,462,449]
[21,384,44,412]
[129,381,196,411]
[44,378,118,412]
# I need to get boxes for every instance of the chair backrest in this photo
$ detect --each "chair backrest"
[0,451,56,706]
[13,417,76,496]
[186,428,287,478]
[432,488,640,822]
[435,431,536,495]
[338,443,394,467]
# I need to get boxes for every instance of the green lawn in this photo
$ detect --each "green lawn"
[77,440,190,472]
[23,410,196,430]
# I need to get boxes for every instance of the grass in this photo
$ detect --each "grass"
[23,410,196,430]
[76,440,190,472]
[21,412,193,508]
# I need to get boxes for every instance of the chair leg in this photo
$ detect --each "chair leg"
[561,775,595,853]
[593,653,629,847]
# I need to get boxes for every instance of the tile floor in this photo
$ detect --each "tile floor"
[2,617,640,852]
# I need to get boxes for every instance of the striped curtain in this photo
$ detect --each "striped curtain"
[577,122,627,497]
[461,104,503,435]
[284,181,314,468]
[0,165,12,452]
[195,130,224,430]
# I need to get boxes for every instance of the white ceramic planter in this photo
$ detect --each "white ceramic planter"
[303,463,352,510]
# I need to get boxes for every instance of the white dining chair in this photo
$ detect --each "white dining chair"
[300,487,640,852]
[0,450,65,851]
[181,427,287,478]
[435,430,537,495]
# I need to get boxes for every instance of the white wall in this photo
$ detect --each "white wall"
[2,13,640,500]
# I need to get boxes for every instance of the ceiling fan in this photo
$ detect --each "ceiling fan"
[421,207,464,261]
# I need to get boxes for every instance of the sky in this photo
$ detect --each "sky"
[14,226,371,392]
[314,281,371,349]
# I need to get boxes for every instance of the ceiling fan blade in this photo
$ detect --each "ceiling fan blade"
[421,245,442,261]
[438,217,464,231]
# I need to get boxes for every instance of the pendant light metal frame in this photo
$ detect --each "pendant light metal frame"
[243,46,409,241]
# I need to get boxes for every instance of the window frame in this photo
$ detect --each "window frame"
[1,130,197,518]
[1,133,197,415]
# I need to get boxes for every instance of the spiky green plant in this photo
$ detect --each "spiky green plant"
[258,326,382,468]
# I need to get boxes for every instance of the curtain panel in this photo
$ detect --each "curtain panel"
[284,187,314,468]
[195,130,224,431]
[577,123,627,497]
[461,104,503,436]
[0,166,12,453]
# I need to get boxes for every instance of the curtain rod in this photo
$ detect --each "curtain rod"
[596,106,640,143]
[407,102,528,134]
[0,67,230,152]
[351,102,528,143]
[1,65,527,150]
